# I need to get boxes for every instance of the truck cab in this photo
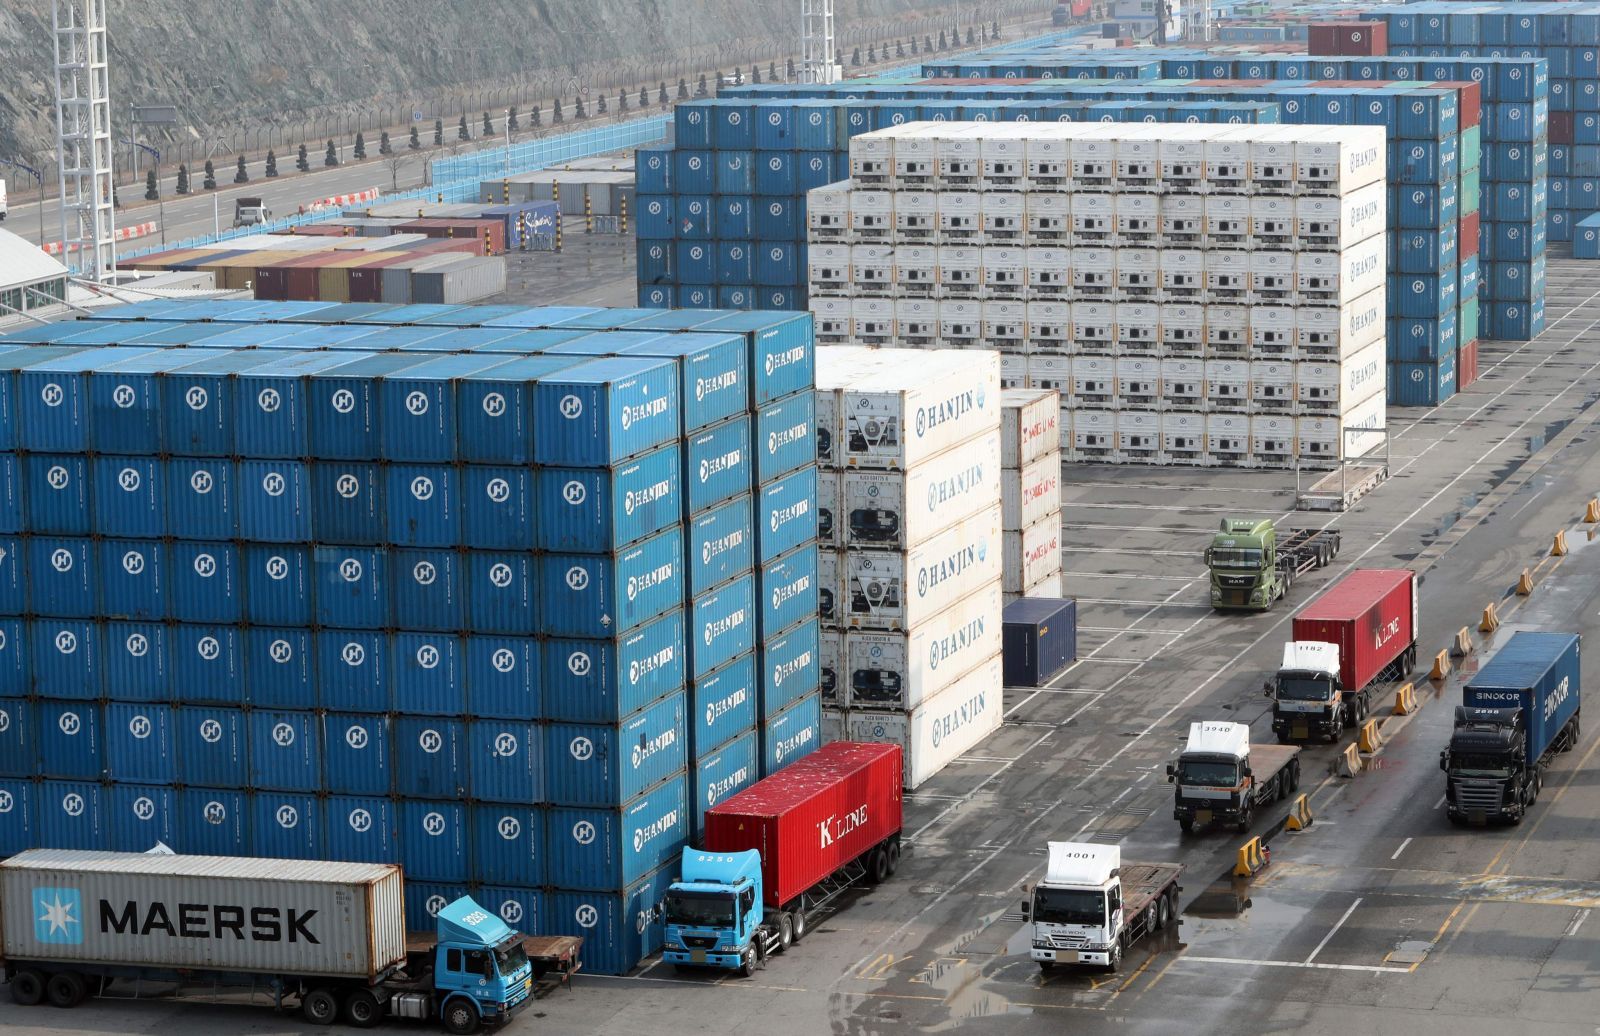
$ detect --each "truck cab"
[1167,720,1300,833]
[401,897,534,1033]
[1025,842,1127,968]
[1441,706,1529,823]
[1266,640,1345,740]
[234,197,270,227]
[1205,518,1276,609]
[661,849,766,975]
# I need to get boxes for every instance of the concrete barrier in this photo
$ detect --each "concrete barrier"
[1517,568,1535,596]
[1359,718,1384,753]
[1553,530,1570,557]
[1233,836,1266,878]
[1285,793,1314,831]
[1450,626,1473,658]
[1585,498,1599,523]
[1393,682,1418,715]
[1480,602,1500,633]
[1429,649,1451,681]
[1335,742,1363,777]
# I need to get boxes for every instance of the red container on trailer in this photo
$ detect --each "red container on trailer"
[1457,339,1479,389]
[1436,81,1481,129]
[1292,569,1417,695]
[703,742,904,910]
[1459,211,1480,259]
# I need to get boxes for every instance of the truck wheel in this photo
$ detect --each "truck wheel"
[1236,808,1253,834]
[1289,760,1301,792]
[11,969,45,1006]
[866,848,890,885]
[302,988,339,1026]
[792,908,808,942]
[1108,938,1124,972]
[45,972,86,1008]
[343,989,382,1029]
[886,839,902,876]
[739,949,757,978]
[442,998,481,1035]
[1157,893,1172,931]
[778,912,794,951]
[1178,817,1194,835]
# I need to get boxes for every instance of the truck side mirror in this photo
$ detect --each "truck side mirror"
[1203,548,1212,565]
[1164,762,1176,782]
[1262,681,1274,697]
[1438,750,1448,772]
[1018,901,1031,919]
[1241,765,1253,779]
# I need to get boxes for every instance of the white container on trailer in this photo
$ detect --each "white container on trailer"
[843,580,1003,711]
[841,504,1002,630]
[840,430,1002,551]
[841,653,1005,789]
[1003,451,1062,530]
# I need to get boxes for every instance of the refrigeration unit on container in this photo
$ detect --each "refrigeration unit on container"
[840,430,1001,551]
[836,655,1005,789]
[840,505,1003,632]
[816,347,1001,470]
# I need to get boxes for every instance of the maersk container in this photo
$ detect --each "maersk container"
[533,356,680,467]
[547,861,673,976]
[390,631,463,716]
[397,799,468,882]
[166,457,236,540]
[545,690,686,807]
[540,525,685,639]
[756,465,818,564]
[690,653,758,757]
[236,459,311,543]
[378,353,516,462]
[167,540,242,624]
[37,780,103,850]
[471,803,544,886]
[391,548,463,632]
[325,794,395,863]
[542,609,685,726]
[247,709,320,792]
[92,456,163,538]
[314,545,388,629]
[684,415,753,516]
[90,348,233,455]
[18,348,153,453]
[689,574,756,681]
[243,627,313,709]
[176,786,247,855]
[393,714,465,798]
[104,701,173,783]
[759,618,822,719]
[1293,568,1418,695]
[0,779,32,855]
[174,705,242,787]
[30,619,101,700]
[251,791,322,859]
[688,494,755,595]
[760,691,822,776]
[236,351,372,459]
[692,312,814,407]
[169,625,241,705]
[466,718,543,804]
[311,461,386,544]
[106,782,176,853]
[455,354,583,465]
[755,390,816,484]
[537,445,682,553]
[547,772,689,892]
[691,730,759,835]
[0,697,31,775]
[98,537,165,621]
[25,454,90,535]
[322,712,390,795]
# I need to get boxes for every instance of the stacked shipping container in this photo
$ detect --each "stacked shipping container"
[1000,389,1066,601]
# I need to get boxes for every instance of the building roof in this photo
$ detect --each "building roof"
[0,228,68,289]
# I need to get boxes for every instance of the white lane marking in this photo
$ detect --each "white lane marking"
[1060,546,1198,558]
[1307,898,1363,964]
[1564,909,1590,938]
[1064,571,1201,582]
[1177,956,1410,975]
[1079,626,1192,636]
[1064,480,1287,494]
[1433,795,1446,810]
[1391,838,1414,861]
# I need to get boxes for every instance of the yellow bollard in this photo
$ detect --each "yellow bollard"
[1359,718,1384,754]
[1585,498,1600,523]
[1480,602,1500,633]
[1450,627,1473,658]
[1285,794,1314,831]
[1430,650,1451,681]
[1553,530,1570,556]
[1516,568,1535,595]
[1393,683,1418,716]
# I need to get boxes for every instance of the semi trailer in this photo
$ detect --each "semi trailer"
[1022,842,1182,971]
[1168,721,1302,834]
[1206,517,1339,611]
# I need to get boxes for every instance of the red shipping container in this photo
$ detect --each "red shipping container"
[285,253,335,301]
[1459,211,1480,259]
[1307,23,1345,55]
[1436,81,1481,129]
[1343,21,1386,55]
[347,254,411,303]
[1458,339,1480,389]
[1293,569,1418,696]
[703,742,903,910]
[1550,111,1574,145]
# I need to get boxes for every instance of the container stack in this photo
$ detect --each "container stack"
[814,347,1007,790]
[1001,389,1065,602]
[808,122,1389,469]
[0,301,817,978]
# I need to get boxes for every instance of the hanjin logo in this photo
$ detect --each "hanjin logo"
[493,732,519,757]
[341,642,365,667]
[491,648,516,673]
[574,905,598,929]
[193,553,217,578]
[497,815,521,840]
[112,384,137,409]
[336,473,361,499]
[411,476,434,501]
[486,478,511,503]
[567,651,592,676]
[197,637,221,661]
[46,465,70,490]
[569,736,594,761]
[61,793,85,817]
[421,811,446,837]
[415,644,440,669]
[344,725,369,749]
[562,480,587,506]
[40,383,64,407]
[331,389,356,414]
[559,394,584,420]
[269,639,293,664]
[52,548,74,573]
[262,471,286,497]
[55,630,78,655]
[128,714,152,739]
[489,563,513,588]
[276,805,299,829]
[258,388,281,413]
[405,391,430,416]
[190,470,214,495]
[340,558,363,582]
[565,566,589,591]
[482,392,507,417]
[417,728,443,754]
[122,551,145,575]
[132,796,154,821]
[118,467,141,492]
[413,561,437,586]
[125,633,149,658]
[186,386,209,410]
[199,718,223,743]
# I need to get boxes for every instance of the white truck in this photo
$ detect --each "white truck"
[1167,721,1301,834]
[0,178,8,221]
[1021,842,1182,972]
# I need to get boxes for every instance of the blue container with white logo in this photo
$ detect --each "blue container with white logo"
[393,715,465,798]
[322,712,390,794]
[638,240,673,285]
[546,862,673,975]
[0,617,22,697]
[99,538,164,621]
[314,546,388,629]
[104,701,173,783]
[636,196,674,240]
[455,355,581,466]
[715,242,753,284]
[546,773,688,892]
[466,718,542,804]
[693,311,814,406]
[30,620,100,699]
[34,700,99,779]
[687,494,754,595]
[399,798,468,882]
[29,535,93,618]
[166,458,235,540]
[464,636,540,720]
[25,454,90,535]
[756,151,796,195]
[0,457,18,534]
[236,459,311,543]
[759,617,821,719]
[754,390,815,483]
[673,150,714,193]
[471,803,544,886]
[175,706,243,787]
[545,689,686,807]
[476,885,542,937]
[1394,355,1459,407]
[244,627,313,708]
[689,652,758,758]
[163,350,284,457]
[1393,270,1458,319]
[675,105,711,148]
[754,196,798,241]
[37,779,102,850]
[386,464,459,547]
[380,353,515,463]
[251,792,321,859]
[533,356,680,467]
[463,551,538,636]
[391,548,462,632]
[1392,313,1460,363]
[325,794,394,863]
[0,697,31,774]
[795,151,838,192]
[537,445,682,553]
[619,333,747,434]
[0,537,20,616]
[18,348,142,453]
[756,465,818,564]
[91,349,231,455]
[689,574,756,681]
[391,631,464,716]
[543,608,685,725]
[684,416,752,516]
[691,730,758,836]
[236,351,370,459]
[541,525,684,638]
[759,544,819,636]
[167,540,241,624]
[0,778,30,854]
[107,782,175,853]
[760,690,821,777]
[92,456,163,538]
[311,462,386,545]
[306,353,421,460]
[247,709,320,792]
[636,148,673,193]
[169,624,241,706]
[753,242,797,287]
[242,545,311,627]
[317,631,388,713]
[716,151,755,195]
[461,465,535,549]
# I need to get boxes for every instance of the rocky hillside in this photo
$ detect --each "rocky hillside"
[0,0,1035,161]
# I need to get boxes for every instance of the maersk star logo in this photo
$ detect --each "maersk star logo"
[33,887,83,945]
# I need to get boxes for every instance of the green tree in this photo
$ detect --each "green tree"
[966,26,976,44]
[552,97,564,124]
[639,86,650,108]
[353,131,366,159]
[867,44,877,62]
[659,82,668,106]
[677,77,689,100]
[433,118,444,145]
[482,110,494,135]
[457,114,470,140]
[992,18,1001,38]
[852,47,863,65]
[234,155,249,183]
[324,140,338,166]
[379,131,392,155]
[574,96,588,120]
[770,61,778,80]
[596,92,607,115]
[618,89,629,112]
[696,73,708,96]
[296,143,310,171]
[786,57,796,79]
[176,163,190,194]
[751,65,762,85]
[409,125,420,149]
[531,102,542,126]
[508,106,520,131]
[144,168,158,200]
[265,149,279,177]
[203,158,217,189]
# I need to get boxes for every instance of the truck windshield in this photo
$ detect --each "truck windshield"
[1033,888,1105,926]
[1210,548,1262,568]
[664,892,735,927]
[1278,676,1334,702]
[1178,761,1238,786]
[1450,753,1512,776]
[494,940,528,977]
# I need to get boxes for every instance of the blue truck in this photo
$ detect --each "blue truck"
[1440,631,1582,826]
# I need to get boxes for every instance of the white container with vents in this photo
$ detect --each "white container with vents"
[1004,516,1062,593]
[816,348,1000,470]
[836,654,1006,790]
[1000,388,1061,468]
[839,504,1003,631]
[840,430,1001,551]
[842,581,1003,711]
[1003,452,1062,530]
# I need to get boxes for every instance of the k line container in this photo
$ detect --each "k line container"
[1292,568,1418,694]
[837,654,1005,790]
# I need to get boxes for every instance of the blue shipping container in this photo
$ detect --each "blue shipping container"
[545,690,686,807]
[322,712,391,795]
[466,719,543,804]
[533,357,680,467]
[684,416,752,516]
[689,652,758,757]
[544,608,685,725]
[546,862,674,976]
[541,526,685,638]
[176,787,247,856]
[106,782,176,853]
[537,445,682,553]
[759,544,820,636]
[760,691,822,777]
[103,702,173,783]
[691,731,759,836]
[1461,631,1581,761]
[688,574,757,680]
[393,715,466,798]
[761,618,821,719]
[464,635,540,720]
[687,494,755,595]
[399,799,468,882]
[545,772,688,891]
[756,465,818,563]
[471,804,545,886]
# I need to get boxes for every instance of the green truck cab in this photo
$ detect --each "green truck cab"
[1205,518,1338,611]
